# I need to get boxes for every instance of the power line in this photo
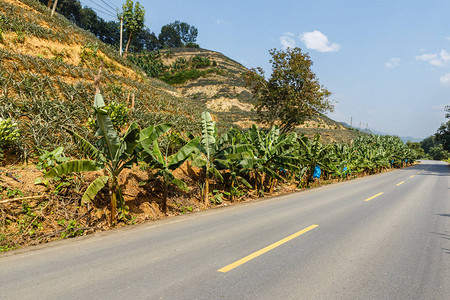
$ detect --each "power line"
[102,0,122,10]
[95,7,117,19]
[88,0,116,14]
[99,0,118,14]
[81,0,116,15]
[81,0,118,19]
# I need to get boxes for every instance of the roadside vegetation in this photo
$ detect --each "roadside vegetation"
[419,105,450,161]
[0,0,422,252]
[1,85,416,251]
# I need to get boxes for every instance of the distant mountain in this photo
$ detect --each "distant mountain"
[339,123,423,143]
[399,136,423,143]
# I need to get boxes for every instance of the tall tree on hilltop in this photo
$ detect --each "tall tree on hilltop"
[159,24,182,48]
[171,21,198,44]
[122,0,145,57]
[159,21,198,48]
[244,47,333,133]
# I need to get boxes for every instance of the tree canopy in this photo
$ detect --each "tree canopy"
[435,105,450,151]
[159,21,198,48]
[38,0,199,53]
[244,47,333,133]
[159,24,182,48]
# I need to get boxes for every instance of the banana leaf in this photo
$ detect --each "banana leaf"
[44,160,99,178]
[82,175,109,203]
[139,124,171,153]
[168,136,200,170]
[66,129,104,162]
[200,111,215,160]
[95,99,120,160]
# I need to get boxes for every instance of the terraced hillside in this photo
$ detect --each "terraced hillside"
[159,48,362,142]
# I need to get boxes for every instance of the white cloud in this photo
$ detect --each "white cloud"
[440,49,450,62]
[212,17,227,25]
[300,30,340,53]
[440,73,450,85]
[416,50,450,67]
[280,32,296,49]
[385,58,400,69]
[416,53,437,61]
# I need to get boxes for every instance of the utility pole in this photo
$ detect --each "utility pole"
[119,14,123,56]
[350,116,353,128]
[51,0,58,16]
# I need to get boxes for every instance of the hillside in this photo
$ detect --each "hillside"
[0,0,361,161]
[0,0,364,157]
[158,48,362,142]
[0,0,205,158]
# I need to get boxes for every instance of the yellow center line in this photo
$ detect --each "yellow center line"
[217,224,319,273]
[364,192,384,202]
[396,181,404,186]
[409,175,415,178]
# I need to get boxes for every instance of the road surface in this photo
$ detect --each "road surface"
[1,160,449,299]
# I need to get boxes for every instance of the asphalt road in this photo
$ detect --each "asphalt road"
[1,160,449,299]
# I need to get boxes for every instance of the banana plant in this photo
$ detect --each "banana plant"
[242,125,300,195]
[44,93,140,225]
[191,111,226,206]
[214,128,253,201]
[327,143,354,180]
[296,134,332,183]
[140,127,199,213]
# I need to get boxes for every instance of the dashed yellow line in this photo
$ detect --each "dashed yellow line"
[409,175,415,178]
[364,192,384,202]
[396,181,404,186]
[217,225,319,273]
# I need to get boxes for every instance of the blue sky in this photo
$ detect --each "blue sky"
[85,0,450,139]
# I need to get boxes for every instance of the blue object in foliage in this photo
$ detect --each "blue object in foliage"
[279,167,286,173]
[343,166,348,172]
[405,159,408,163]
[313,165,321,178]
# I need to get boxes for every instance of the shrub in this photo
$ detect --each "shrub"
[127,51,167,78]
[184,42,200,48]
[191,55,210,69]
[161,68,216,85]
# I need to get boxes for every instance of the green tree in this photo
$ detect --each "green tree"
[171,21,198,44]
[159,24,182,48]
[429,144,449,160]
[421,135,437,154]
[435,105,450,151]
[406,141,425,159]
[122,0,145,57]
[158,21,198,48]
[244,47,333,133]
